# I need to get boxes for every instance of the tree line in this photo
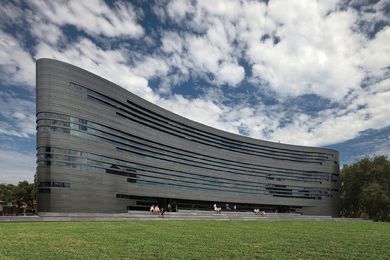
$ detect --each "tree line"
[0,181,37,209]
[340,155,390,221]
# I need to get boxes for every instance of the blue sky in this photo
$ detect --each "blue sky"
[0,0,389,183]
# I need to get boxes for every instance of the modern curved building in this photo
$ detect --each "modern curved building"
[36,59,340,216]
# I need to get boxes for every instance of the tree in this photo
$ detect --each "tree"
[340,155,390,221]
[361,182,389,220]
[0,184,16,203]
[0,179,37,208]
[12,181,35,206]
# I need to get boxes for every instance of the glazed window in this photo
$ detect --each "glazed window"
[38,188,51,194]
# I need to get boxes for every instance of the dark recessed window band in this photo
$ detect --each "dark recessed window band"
[135,179,321,199]
[39,181,71,188]
[37,124,330,183]
[35,126,331,184]
[36,147,331,199]
[36,112,332,175]
[37,157,325,197]
[38,159,272,196]
[106,168,136,178]
[38,188,51,194]
[38,150,327,197]
[37,147,278,187]
[36,114,334,180]
[35,122,327,182]
[38,150,330,197]
[116,146,328,182]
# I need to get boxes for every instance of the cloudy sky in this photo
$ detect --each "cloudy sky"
[0,0,389,183]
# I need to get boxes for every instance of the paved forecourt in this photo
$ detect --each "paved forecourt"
[0,211,367,222]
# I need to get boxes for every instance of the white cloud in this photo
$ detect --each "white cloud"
[0,92,36,138]
[248,1,365,99]
[0,150,35,184]
[216,62,245,85]
[239,84,390,147]
[166,0,194,22]
[0,31,35,88]
[161,31,184,54]
[29,0,144,38]
[30,21,63,45]
[350,0,390,36]
[158,2,248,87]
[158,25,246,87]
[186,35,222,73]
[0,2,24,27]
[132,56,170,80]
[157,0,387,101]
[196,0,241,19]
[361,26,390,78]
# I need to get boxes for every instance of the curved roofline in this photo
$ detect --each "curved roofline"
[36,58,338,154]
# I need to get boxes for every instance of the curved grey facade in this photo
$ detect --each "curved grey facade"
[36,59,340,216]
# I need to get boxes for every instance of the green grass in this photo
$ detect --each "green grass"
[0,221,389,259]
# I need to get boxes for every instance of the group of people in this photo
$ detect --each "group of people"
[213,203,266,216]
[213,203,222,213]
[254,209,266,216]
[149,203,266,216]
[150,205,165,216]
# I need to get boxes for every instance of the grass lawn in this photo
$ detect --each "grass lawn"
[0,220,389,259]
